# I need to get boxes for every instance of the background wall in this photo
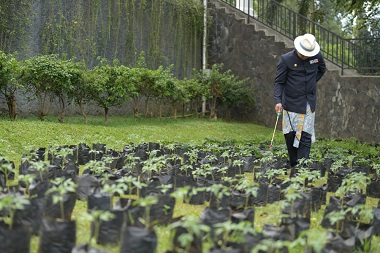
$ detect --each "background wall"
[207,1,380,143]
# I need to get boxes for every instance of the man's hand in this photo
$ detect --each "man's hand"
[275,103,282,113]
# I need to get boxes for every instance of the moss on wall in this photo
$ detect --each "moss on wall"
[0,0,204,78]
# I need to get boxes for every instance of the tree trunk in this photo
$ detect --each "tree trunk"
[104,107,109,123]
[5,93,17,120]
[144,97,150,118]
[210,97,217,119]
[58,95,65,123]
[37,92,48,121]
[79,102,87,124]
[133,97,139,118]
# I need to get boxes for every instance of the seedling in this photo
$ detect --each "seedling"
[192,166,209,184]
[29,160,49,182]
[256,151,276,168]
[89,149,102,161]
[80,210,115,245]
[214,220,255,249]
[372,163,380,176]
[217,165,228,178]
[329,159,346,175]
[252,238,287,253]
[232,159,244,175]
[220,150,231,164]
[169,216,210,253]
[101,182,126,209]
[46,177,77,220]
[184,148,199,165]
[281,183,302,217]
[135,195,158,229]
[54,147,75,166]
[18,174,37,198]
[235,177,258,210]
[0,159,15,191]
[301,229,328,253]
[123,153,140,169]
[348,204,373,224]
[170,186,191,203]
[207,183,231,210]
[257,168,286,185]
[325,209,348,233]
[179,164,193,177]
[335,172,368,202]
[142,155,166,179]
[284,168,320,192]
[0,193,30,229]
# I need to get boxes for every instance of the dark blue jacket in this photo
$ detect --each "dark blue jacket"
[274,49,326,114]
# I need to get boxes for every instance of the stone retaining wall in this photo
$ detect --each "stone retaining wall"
[208,1,380,143]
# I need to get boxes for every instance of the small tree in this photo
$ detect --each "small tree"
[0,51,22,120]
[193,63,252,119]
[67,62,90,124]
[87,58,134,123]
[149,65,176,118]
[21,54,79,121]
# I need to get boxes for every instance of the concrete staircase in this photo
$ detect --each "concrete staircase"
[209,0,342,74]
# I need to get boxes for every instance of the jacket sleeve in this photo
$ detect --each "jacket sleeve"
[274,56,287,104]
[316,53,327,82]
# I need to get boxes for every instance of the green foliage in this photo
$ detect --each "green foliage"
[335,172,368,198]
[0,117,380,253]
[0,1,31,51]
[87,58,134,122]
[46,177,77,220]
[335,0,380,30]
[0,50,22,120]
[193,64,253,119]
[135,195,159,229]
[18,174,37,198]
[0,193,30,229]
[80,210,115,245]
[0,158,15,192]
[170,216,210,253]
[21,54,82,121]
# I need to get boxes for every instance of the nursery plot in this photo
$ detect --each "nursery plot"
[0,138,379,253]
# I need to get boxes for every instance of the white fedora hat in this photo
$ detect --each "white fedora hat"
[294,34,320,57]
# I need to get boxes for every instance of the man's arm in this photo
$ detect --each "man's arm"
[274,57,287,105]
[316,53,327,82]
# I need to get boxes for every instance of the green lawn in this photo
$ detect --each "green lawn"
[0,116,275,166]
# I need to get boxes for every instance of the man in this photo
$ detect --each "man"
[274,34,327,168]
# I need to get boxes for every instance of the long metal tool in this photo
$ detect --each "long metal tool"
[270,112,281,149]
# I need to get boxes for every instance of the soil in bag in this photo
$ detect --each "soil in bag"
[38,218,76,253]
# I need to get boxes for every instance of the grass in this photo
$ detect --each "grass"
[0,115,379,253]
[0,115,274,166]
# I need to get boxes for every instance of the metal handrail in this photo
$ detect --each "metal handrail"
[217,0,380,75]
